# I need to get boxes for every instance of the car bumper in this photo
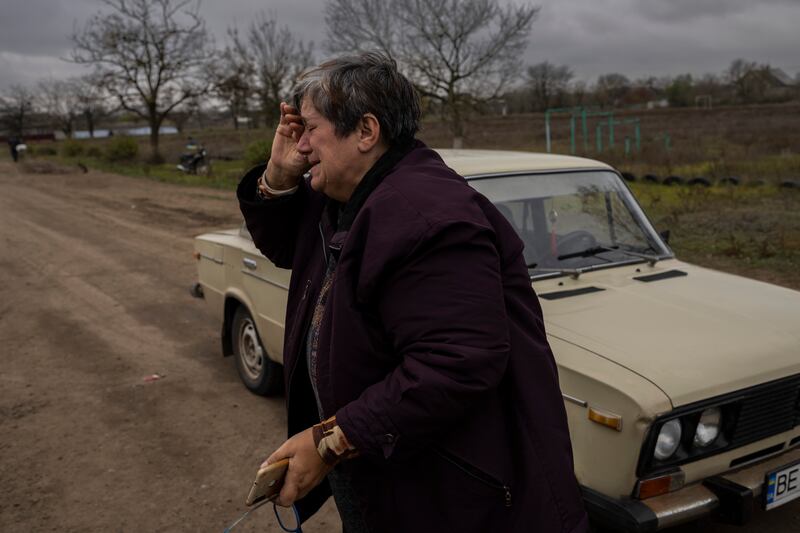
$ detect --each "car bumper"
[583,445,800,532]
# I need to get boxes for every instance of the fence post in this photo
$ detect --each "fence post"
[608,115,615,148]
[581,108,589,153]
[596,124,603,153]
[570,114,576,154]
[545,110,552,153]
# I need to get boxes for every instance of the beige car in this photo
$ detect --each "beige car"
[193,150,800,531]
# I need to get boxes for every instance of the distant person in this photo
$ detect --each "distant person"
[7,135,20,163]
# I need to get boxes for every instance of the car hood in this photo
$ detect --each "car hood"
[537,260,800,408]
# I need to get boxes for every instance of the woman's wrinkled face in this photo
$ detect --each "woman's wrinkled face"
[296,99,363,202]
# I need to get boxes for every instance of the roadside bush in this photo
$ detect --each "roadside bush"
[61,139,84,157]
[244,139,272,168]
[85,146,102,158]
[33,145,57,156]
[105,136,139,161]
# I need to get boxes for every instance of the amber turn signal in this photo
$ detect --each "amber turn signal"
[588,407,623,431]
[192,251,201,261]
[635,471,685,499]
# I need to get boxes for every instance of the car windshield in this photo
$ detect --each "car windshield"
[468,170,672,278]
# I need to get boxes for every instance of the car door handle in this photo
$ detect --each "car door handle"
[242,257,258,270]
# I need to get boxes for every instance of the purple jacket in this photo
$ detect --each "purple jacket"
[238,143,588,533]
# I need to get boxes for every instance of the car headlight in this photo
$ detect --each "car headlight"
[654,419,682,460]
[693,407,721,447]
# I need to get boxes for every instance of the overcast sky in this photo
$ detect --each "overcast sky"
[1,0,799,92]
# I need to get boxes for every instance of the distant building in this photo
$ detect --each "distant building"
[740,66,796,101]
[646,99,669,110]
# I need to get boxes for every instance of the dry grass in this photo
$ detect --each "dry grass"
[631,182,800,290]
[12,103,800,290]
[422,103,800,184]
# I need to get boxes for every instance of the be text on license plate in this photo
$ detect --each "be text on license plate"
[764,460,800,511]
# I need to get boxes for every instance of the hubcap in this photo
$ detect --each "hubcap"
[238,318,263,382]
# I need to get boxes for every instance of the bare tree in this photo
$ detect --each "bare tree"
[0,84,35,137]
[74,75,108,138]
[208,38,254,130]
[71,0,211,161]
[169,95,202,132]
[594,73,630,108]
[325,0,539,147]
[325,0,399,59]
[570,81,588,107]
[227,12,314,128]
[526,61,573,111]
[37,78,83,138]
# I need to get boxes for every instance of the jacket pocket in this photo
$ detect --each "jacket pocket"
[435,448,512,508]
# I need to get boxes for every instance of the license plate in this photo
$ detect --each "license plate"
[764,460,800,510]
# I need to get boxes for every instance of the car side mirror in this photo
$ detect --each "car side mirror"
[659,229,671,244]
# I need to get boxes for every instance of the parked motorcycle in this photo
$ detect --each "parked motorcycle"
[177,142,210,175]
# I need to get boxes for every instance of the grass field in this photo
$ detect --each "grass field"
[9,103,800,290]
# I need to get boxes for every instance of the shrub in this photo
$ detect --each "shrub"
[244,138,272,168]
[85,146,103,158]
[33,145,58,156]
[105,136,139,161]
[61,139,84,157]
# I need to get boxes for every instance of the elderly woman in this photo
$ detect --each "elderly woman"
[237,53,588,533]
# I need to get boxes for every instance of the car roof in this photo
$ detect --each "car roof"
[433,149,614,178]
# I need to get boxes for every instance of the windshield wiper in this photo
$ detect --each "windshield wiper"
[533,266,586,278]
[557,246,611,261]
[558,245,661,265]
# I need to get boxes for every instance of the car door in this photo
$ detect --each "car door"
[237,224,290,363]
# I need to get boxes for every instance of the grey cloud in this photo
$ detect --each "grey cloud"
[635,0,798,23]
[2,0,800,92]
[0,0,98,56]
[526,0,800,82]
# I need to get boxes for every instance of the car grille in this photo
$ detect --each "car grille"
[730,373,800,447]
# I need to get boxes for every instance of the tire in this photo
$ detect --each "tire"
[643,174,660,184]
[620,172,636,182]
[779,180,800,189]
[662,175,684,186]
[719,176,740,186]
[231,306,283,396]
[688,177,711,187]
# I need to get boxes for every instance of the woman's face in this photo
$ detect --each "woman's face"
[296,99,364,202]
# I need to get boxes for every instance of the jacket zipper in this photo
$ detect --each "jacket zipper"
[318,223,329,268]
[285,279,313,417]
[435,449,512,508]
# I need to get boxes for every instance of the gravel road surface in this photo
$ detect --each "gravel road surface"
[0,161,338,532]
[1,161,797,532]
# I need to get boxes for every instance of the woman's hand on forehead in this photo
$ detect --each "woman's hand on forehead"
[265,101,311,187]
[278,102,305,142]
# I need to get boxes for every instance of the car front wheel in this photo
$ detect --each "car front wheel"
[231,306,283,396]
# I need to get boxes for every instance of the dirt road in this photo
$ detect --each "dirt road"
[0,161,338,532]
[1,161,798,532]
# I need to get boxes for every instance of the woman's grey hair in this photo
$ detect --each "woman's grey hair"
[291,52,420,146]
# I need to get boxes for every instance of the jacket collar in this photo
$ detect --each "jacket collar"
[321,140,416,259]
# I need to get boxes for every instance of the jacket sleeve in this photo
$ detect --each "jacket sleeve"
[237,164,310,269]
[336,220,511,459]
